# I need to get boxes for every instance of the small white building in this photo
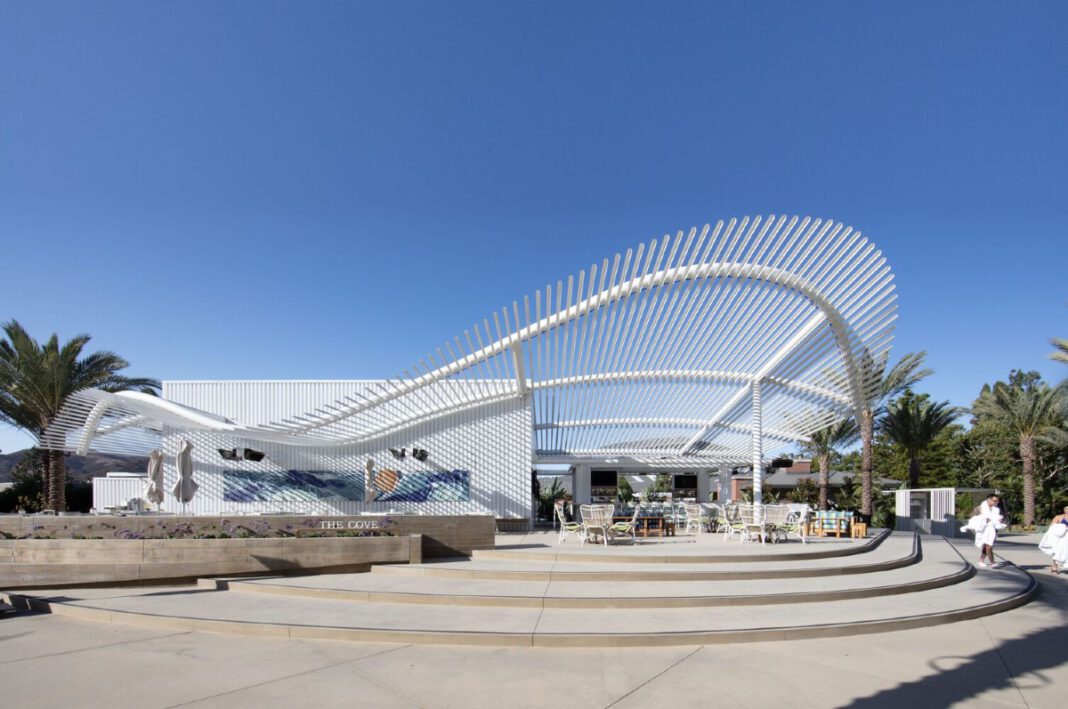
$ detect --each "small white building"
[91,472,150,511]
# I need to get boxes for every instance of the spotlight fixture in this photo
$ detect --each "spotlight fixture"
[389,447,407,460]
[412,448,428,462]
[243,448,266,462]
[218,448,240,461]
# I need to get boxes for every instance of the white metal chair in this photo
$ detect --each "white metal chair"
[722,504,745,541]
[580,504,614,547]
[608,505,641,544]
[683,503,707,535]
[556,502,583,544]
[778,506,810,544]
[703,503,725,533]
[739,505,767,544]
[762,505,791,543]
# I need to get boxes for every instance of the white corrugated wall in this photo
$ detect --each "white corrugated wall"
[160,381,533,518]
[92,476,149,510]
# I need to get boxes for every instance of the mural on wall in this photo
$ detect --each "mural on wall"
[222,467,470,503]
[223,469,365,503]
[368,469,471,502]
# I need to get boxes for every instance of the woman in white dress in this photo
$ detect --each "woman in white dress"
[1038,505,1068,574]
[963,494,1004,568]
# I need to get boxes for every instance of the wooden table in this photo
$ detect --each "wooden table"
[614,516,676,538]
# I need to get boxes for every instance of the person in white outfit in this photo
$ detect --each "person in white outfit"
[961,494,1004,567]
[1038,505,1068,574]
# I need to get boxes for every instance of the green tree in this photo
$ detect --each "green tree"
[802,418,859,510]
[1050,336,1068,365]
[971,371,1065,526]
[786,477,819,506]
[0,321,159,511]
[849,351,933,516]
[878,391,961,488]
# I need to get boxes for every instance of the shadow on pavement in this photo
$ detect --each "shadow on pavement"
[843,573,1068,708]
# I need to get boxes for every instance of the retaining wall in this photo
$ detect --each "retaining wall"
[0,534,422,589]
[0,514,496,557]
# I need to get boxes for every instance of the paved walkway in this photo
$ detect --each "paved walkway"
[1,534,1065,708]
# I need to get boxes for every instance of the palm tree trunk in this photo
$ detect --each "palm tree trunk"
[40,448,51,509]
[860,410,873,516]
[47,449,66,512]
[908,455,921,488]
[818,452,830,511]
[1020,435,1035,527]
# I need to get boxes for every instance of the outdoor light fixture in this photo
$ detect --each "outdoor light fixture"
[243,448,266,462]
[389,448,406,460]
[218,448,240,461]
[412,448,428,462]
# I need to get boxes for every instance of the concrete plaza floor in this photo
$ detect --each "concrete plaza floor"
[1,534,1065,709]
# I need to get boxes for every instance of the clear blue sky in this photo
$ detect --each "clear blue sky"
[2,2,1066,453]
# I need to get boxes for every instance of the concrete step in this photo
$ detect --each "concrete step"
[369,532,917,582]
[478,528,888,564]
[205,536,969,608]
[4,546,1034,647]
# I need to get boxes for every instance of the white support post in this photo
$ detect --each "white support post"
[510,342,528,399]
[752,380,763,509]
[719,467,732,504]
[696,468,710,503]
[574,464,592,505]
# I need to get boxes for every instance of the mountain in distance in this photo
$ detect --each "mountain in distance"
[0,449,149,483]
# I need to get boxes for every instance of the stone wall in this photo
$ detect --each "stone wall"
[0,514,496,557]
[0,534,421,589]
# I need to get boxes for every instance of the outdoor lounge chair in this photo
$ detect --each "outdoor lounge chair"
[703,503,725,533]
[556,502,583,544]
[739,505,767,544]
[683,503,708,535]
[722,504,745,541]
[608,505,641,544]
[811,510,853,538]
[580,504,615,547]
[762,505,791,543]
[778,507,810,544]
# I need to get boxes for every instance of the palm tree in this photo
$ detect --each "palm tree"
[1051,337,1068,365]
[878,392,960,488]
[0,321,159,511]
[802,418,859,510]
[973,378,1065,526]
[853,351,933,516]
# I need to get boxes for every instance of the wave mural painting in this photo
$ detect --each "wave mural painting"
[223,468,470,503]
[371,469,471,503]
[223,469,365,503]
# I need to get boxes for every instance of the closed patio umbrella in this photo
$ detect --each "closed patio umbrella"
[145,448,164,508]
[172,440,198,513]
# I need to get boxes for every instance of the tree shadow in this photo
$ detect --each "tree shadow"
[842,577,1068,708]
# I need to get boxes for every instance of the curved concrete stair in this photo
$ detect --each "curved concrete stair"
[2,534,1036,647]
[205,535,967,608]
[477,528,890,564]
[367,531,917,582]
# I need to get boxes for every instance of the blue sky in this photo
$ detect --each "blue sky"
[1,2,1066,453]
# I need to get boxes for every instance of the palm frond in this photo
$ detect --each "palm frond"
[1051,337,1068,365]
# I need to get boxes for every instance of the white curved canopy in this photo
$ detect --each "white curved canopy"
[44,215,897,466]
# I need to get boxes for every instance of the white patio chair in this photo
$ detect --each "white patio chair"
[762,505,791,543]
[739,505,767,544]
[608,505,641,544]
[556,502,583,544]
[683,503,708,535]
[580,504,614,547]
[778,506,809,544]
[703,503,725,533]
[722,504,745,541]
